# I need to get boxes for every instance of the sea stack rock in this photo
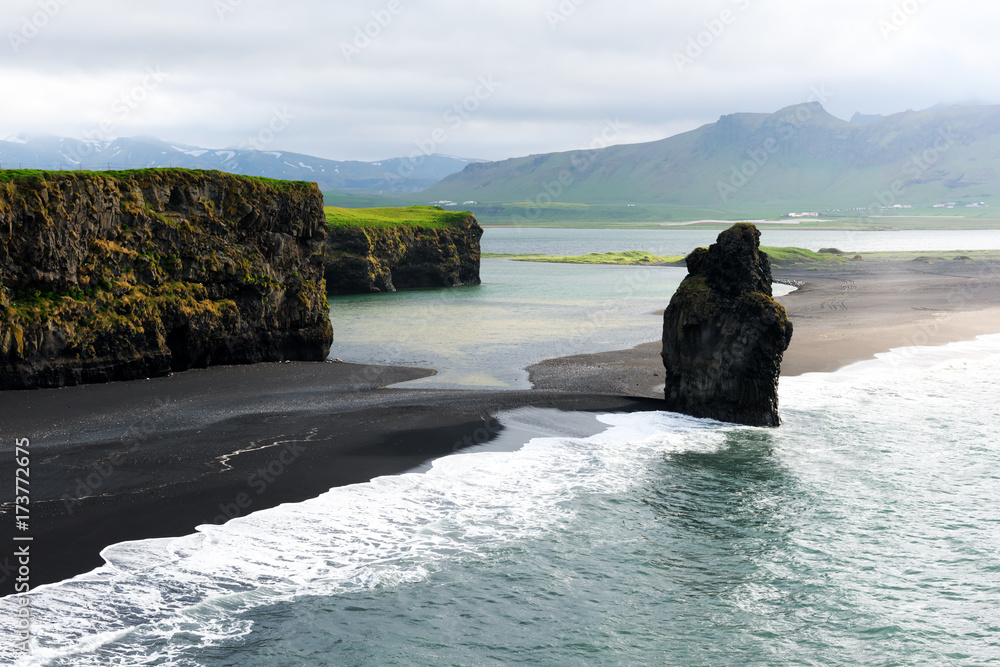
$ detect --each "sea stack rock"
[661,223,793,426]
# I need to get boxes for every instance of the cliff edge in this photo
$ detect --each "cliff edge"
[0,169,333,390]
[661,223,793,426]
[324,206,482,294]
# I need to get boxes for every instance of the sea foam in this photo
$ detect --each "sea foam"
[3,333,999,665]
[0,408,718,666]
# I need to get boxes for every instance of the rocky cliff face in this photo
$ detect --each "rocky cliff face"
[324,215,482,294]
[661,223,793,427]
[0,169,333,390]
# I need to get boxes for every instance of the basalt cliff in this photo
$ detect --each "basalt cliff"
[0,169,333,390]
[324,213,482,294]
[661,223,793,427]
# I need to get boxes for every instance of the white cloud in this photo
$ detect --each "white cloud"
[1,0,998,162]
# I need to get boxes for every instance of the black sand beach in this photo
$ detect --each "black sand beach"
[2,257,999,596]
[0,361,660,595]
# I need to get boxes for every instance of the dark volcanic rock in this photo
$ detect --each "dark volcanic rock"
[325,215,482,294]
[0,169,333,390]
[661,223,793,427]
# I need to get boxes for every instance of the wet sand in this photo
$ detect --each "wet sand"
[0,361,660,595]
[529,257,1000,395]
[776,258,1000,375]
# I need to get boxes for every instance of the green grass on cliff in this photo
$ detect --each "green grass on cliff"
[324,205,472,229]
[0,168,314,192]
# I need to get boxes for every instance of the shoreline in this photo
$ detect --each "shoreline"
[776,258,1000,376]
[530,257,1000,393]
[3,257,999,595]
[0,363,661,595]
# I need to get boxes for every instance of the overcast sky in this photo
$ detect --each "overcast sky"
[2,0,997,162]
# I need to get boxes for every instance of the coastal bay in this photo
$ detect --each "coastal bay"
[11,5,1000,661]
[2,245,998,595]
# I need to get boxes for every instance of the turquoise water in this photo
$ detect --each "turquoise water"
[3,336,999,665]
[328,259,790,389]
[328,259,687,388]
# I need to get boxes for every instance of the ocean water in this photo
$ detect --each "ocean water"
[3,335,1000,666]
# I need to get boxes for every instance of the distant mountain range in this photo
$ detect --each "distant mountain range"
[8,105,1000,216]
[0,134,479,193]
[424,104,1000,216]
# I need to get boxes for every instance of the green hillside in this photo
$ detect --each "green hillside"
[422,104,1000,225]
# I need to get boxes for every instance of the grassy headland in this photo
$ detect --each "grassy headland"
[325,205,472,229]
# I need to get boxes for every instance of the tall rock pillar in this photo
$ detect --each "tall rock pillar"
[661,223,793,426]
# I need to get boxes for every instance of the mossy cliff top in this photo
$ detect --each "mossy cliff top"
[323,206,483,294]
[324,205,476,230]
[0,168,332,390]
[0,167,315,191]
